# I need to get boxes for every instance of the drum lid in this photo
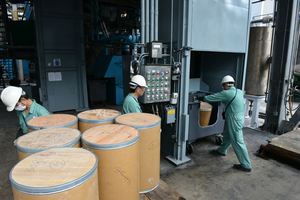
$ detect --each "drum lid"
[115,113,161,129]
[16,128,81,153]
[82,124,139,149]
[27,114,77,129]
[10,148,97,194]
[77,109,120,123]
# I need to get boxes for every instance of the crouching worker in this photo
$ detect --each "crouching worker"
[1,86,50,138]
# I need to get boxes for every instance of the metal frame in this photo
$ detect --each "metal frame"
[165,0,251,165]
[264,0,297,132]
[279,0,300,123]
[166,0,192,165]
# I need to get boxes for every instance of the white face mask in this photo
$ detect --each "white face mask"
[15,104,26,111]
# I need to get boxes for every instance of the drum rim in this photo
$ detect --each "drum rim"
[28,118,78,130]
[115,113,161,129]
[9,149,98,195]
[77,110,121,124]
[81,134,139,150]
[139,183,160,194]
[16,129,81,154]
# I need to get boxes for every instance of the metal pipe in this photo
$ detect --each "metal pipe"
[241,1,251,90]
[263,0,294,133]
[154,0,158,40]
[283,0,300,118]
[167,0,191,165]
[150,0,155,42]
[265,24,276,102]
[263,0,276,103]
[16,60,24,82]
[141,0,145,44]
[145,0,150,43]
[242,0,252,91]
[170,0,174,65]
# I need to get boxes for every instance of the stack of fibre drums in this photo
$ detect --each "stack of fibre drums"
[27,114,78,131]
[15,128,81,160]
[10,148,99,200]
[82,124,140,200]
[115,113,161,193]
[77,109,121,132]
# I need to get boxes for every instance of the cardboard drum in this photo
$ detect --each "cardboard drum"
[10,148,99,200]
[82,124,140,200]
[115,113,161,193]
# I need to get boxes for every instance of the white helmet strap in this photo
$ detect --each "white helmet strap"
[129,81,138,89]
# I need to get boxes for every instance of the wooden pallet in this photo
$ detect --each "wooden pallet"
[140,180,186,200]
[259,129,300,168]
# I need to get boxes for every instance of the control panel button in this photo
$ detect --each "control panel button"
[141,66,171,103]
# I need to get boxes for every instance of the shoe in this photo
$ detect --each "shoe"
[232,164,252,172]
[209,149,226,156]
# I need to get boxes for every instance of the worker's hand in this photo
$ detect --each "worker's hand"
[201,98,207,103]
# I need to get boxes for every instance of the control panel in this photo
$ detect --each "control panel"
[141,65,171,104]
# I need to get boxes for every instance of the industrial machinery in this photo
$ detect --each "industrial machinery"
[244,24,273,129]
[131,37,247,165]
[129,0,251,165]
[140,65,171,104]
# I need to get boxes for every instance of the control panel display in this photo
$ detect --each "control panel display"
[141,65,171,104]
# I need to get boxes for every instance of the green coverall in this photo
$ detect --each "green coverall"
[122,93,142,114]
[17,100,50,134]
[204,86,252,169]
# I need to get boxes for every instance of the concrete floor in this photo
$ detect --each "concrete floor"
[0,103,18,200]
[160,130,300,200]
[1,103,300,200]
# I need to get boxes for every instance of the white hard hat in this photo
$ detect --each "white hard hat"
[130,75,148,89]
[221,75,235,84]
[0,86,23,112]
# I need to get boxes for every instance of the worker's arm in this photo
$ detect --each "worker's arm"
[17,112,28,134]
[204,91,227,102]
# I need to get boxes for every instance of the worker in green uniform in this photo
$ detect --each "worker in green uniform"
[1,86,50,138]
[204,75,252,172]
[123,75,148,113]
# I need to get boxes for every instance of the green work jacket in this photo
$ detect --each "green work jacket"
[122,93,142,114]
[17,100,50,134]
